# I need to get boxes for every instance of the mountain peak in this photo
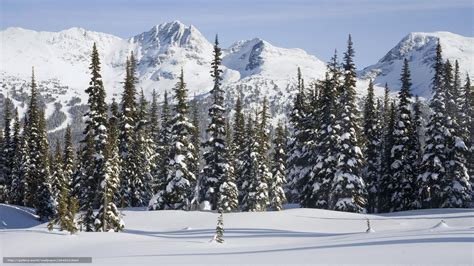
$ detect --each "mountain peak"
[60,27,89,34]
[379,31,472,64]
[132,21,210,53]
[360,31,473,98]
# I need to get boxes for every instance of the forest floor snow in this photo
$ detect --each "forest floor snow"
[1,204,473,265]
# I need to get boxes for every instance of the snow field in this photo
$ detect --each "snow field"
[1,204,473,265]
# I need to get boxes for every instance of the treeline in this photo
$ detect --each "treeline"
[286,39,472,213]
[0,36,472,233]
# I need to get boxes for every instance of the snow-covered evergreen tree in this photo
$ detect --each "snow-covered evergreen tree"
[162,69,196,210]
[1,97,13,201]
[411,96,424,209]
[118,54,138,208]
[5,108,19,203]
[48,186,78,234]
[240,114,262,211]
[363,79,381,213]
[286,68,310,203]
[94,103,124,232]
[390,58,417,212]
[217,119,238,213]
[378,86,396,212]
[149,91,172,210]
[330,35,367,213]
[457,74,471,154]
[189,98,201,209]
[256,98,272,208]
[418,44,450,208]
[72,134,94,213]
[202,36,230,210]
[232,95,246,205]
[149,89,160,143]
[80,43,109,230]
[242,110,270,212]
[461,75,473,196]
[23,69,54,220]
[63,125,74,193]
[442,60,471,208]
[189,99,201,183]
[270,122,287,211]
[36,109,55,221]
[10,109,28,206]
[214,212,224,243]
[127,90,154,207]
[49,139,65,205]
[303,55,340,209]
[48,143,78,234]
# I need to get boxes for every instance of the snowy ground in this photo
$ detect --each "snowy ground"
[1,204,473,265]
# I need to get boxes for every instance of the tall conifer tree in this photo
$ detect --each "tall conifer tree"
[81,43,109,230]
[270,122,287,211]
[442,60,471,207]
[390,59,417,211]
[95,101,124,232]
[218,119,238,212]
[1,98,13,201]
[163,70,196,210]
[63,125,74,192]
[363,79,381,213]
[119,54,138,207]
[232,95,246,204]
[149,91,172,210]
[10,109,27,205]
[330,35,367,213]
[202,36,230,210]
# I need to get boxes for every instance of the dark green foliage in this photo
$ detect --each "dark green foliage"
[162,70,196,210]
[1,97,14,201]
[48,186,78,234]
[10,109,27,205]
[189,99,201,209]
[119,54,138,208]
[130,90,154,207]
[214,212,224,243]
[149,89,160,142]
[218,119,238,212]
[24,69,54,221]
[202,36,230,210]
[233,95,246,205]
[303,56,340,209]
[330,35,367,213]
[149,91,172,210]
[49,139,65,205]
[286,67,311,204]
[363,80,382,213]
[270,122,287,211]
[442,60,471,208]
[241,111,269,212]
[390,59,418,211]
[378,85,395,212]
[63,125,74,192]
[80,43,109,230]
[95,105,123,232]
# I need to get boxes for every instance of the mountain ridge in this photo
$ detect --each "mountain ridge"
[1,22,472,135]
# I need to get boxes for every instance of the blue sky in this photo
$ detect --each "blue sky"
[1,0,472,67]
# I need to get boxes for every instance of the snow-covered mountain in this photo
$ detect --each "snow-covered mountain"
[0,21,325,100]
[359,32,474,98]
[0,21,327,134]
[1,22,472,135]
